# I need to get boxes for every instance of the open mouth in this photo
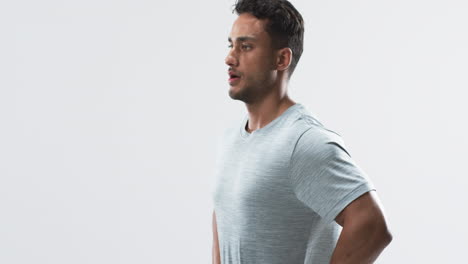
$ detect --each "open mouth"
[228,73,241,83]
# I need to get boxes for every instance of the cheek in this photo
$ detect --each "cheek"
[244,53,271,71]
[257,52,275,68]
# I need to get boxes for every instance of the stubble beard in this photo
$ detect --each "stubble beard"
[228,75,274,104]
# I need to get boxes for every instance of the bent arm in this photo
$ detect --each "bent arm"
[212,210,221,264]
[330,191,393,264]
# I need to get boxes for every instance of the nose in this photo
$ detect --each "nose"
[225,49,238,67]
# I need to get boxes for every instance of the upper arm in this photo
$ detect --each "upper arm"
[289,129,376,223]
[334,190,390,235]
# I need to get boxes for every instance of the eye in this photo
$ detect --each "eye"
[228,44,233,48]
[242,45,251,50]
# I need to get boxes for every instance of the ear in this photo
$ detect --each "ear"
[275,47,292,72]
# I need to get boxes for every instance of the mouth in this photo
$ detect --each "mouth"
[228,72,241,84]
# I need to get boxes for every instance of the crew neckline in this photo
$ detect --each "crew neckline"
[239,103,303,139]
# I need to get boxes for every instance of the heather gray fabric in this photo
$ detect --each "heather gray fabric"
[211,103,376,264]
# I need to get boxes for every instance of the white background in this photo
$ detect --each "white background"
[1,0,467,263]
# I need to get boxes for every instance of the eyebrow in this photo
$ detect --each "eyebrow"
[228,36,257,42]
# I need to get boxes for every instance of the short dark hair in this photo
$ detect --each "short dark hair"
[233,0,305,78]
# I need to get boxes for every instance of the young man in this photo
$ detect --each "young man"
[212,0,393,263]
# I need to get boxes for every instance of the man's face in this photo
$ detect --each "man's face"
[225,13,277,103]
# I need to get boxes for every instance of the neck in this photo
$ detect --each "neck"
[244,94,296,133]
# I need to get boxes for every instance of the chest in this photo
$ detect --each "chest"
[213,136,296,211]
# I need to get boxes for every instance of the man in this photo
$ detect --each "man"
[212,0,393,263]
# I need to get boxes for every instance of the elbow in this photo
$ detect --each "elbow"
[375,223,393,247]
[365,216,393,248]
[371,210,393,247]
[383,227,393,246]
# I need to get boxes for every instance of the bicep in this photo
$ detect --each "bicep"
[290,139,376,222]
[334,190,388,229]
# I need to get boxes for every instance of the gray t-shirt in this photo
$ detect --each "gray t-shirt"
[211,103,376,264]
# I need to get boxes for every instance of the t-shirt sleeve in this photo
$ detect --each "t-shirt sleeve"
[288,127,376,223]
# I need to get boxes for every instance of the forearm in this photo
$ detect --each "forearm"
[212,241,221,264]
[212,211,221,264]
[329,220,392,264]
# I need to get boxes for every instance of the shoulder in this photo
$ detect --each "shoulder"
[290,117,351,160]
[285,105,342,142]
[290,109,344,145]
